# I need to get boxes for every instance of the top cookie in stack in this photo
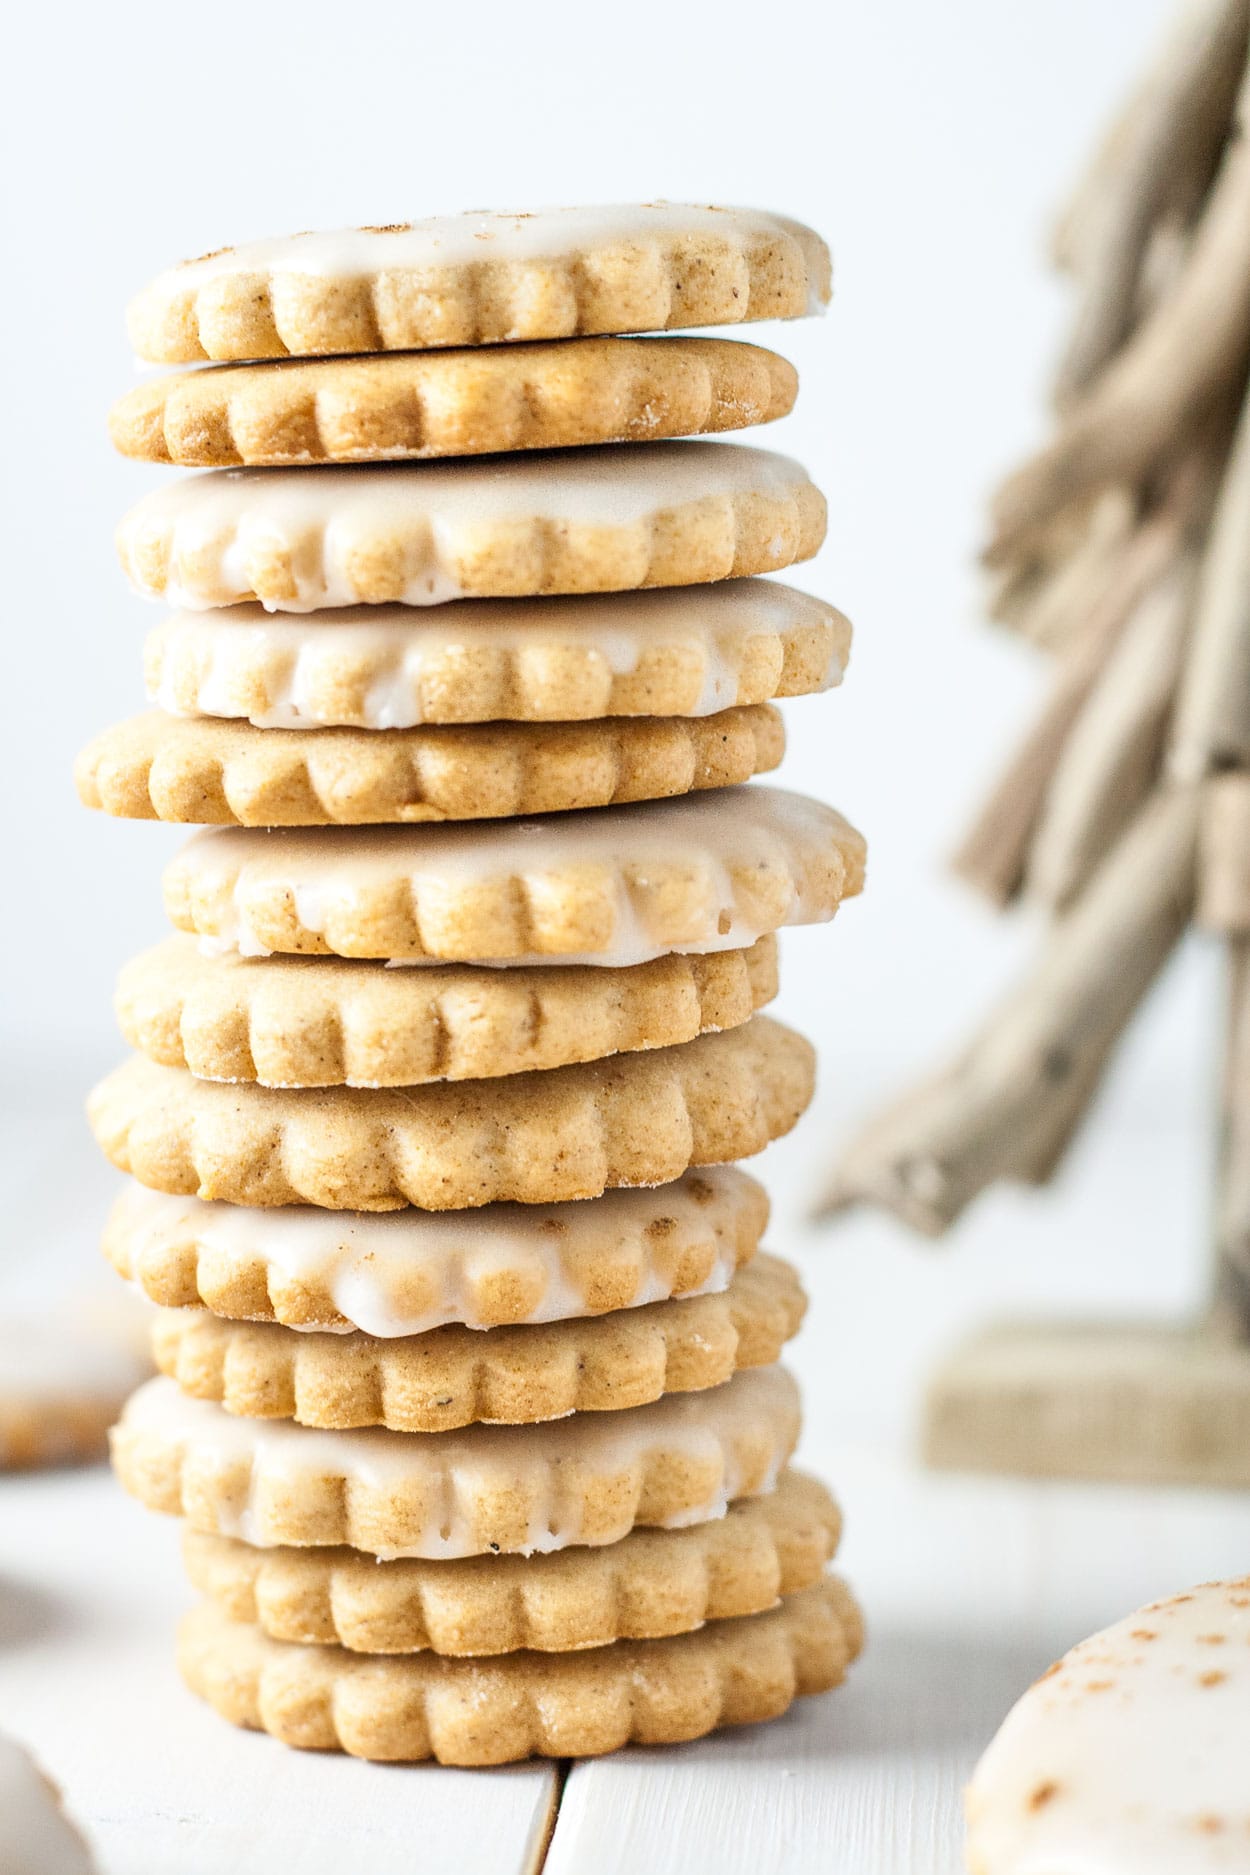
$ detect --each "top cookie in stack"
[84,204,868,1766]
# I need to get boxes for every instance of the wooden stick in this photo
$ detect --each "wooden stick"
[816,787,1199,1233]
[986,50,1250,565]
[1198,770,1250,928]
[1052,7,1192,272]
[1171,383,1250,776]
[954,482,1202,904]
[1053,0,1248,402]
[987,487,1137,651]
[1214,935,1250,1331]
[1026,550,1198,908]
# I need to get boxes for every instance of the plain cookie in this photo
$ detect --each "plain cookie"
[176,1578,859,1763]
[75,703,783,826]
[148,1252,804,1430]
[87,1018,815,1210]
[115,933,778,1088]
[110,337,796,466]
[182,1468,840,1654]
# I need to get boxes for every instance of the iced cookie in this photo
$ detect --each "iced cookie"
[966,1578,1250,1875]
[177,1575,858,1764]
[149,1252,804,1430]
[182,1468,840,1654]
[110,337,796,467]
[111,1362,802,1556]
[115,445,826,610]
[144,584,850,728]
[115,935,777,1089]
[162,788,866,966]
[87,1018,815,1210]
[0,1312,151,1471]
[101,1168,770,1333]
[127,205,831,363]
[75,703,783,826]
[0,1733,96,1874]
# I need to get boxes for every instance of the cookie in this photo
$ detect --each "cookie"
[162,787,866,965]
[178,1576,859,1762]
[101,1168,769,1334]
[0,1311,151,1471]
[182,1468,840,1654]
[115,445,826,610]
[0,1733,96,1874]
[148,1251,804,1431]
[177,1575,858,1764]
[87,1018,814,1210]
[126,206,831,364]
[110,1363,801,1557]
[966,1579,1250,1875]
[144,583,850,728]
[110,337,796,468]
[74,703,783,827]
[115,934,777,1089]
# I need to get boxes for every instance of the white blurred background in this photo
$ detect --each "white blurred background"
[0,0,1206,1448]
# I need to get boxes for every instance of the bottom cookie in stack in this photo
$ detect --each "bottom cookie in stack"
[176,1575,861,1765]
[107,1184,860,1760]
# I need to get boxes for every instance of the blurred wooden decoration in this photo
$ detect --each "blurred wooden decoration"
[820,0,1250,1485]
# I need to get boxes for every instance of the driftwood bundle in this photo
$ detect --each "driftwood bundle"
[822,0,1250,1319]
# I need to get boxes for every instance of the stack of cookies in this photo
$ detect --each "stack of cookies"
[78,205,868,1765]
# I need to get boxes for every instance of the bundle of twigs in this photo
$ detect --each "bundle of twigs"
[822,0,1250,1318]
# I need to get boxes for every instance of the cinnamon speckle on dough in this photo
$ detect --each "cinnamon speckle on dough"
[359,224,412,235]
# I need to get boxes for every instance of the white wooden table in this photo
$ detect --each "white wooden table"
[4,1058,1249,1872]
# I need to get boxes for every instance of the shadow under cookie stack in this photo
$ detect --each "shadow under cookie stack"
[79,205,867,1765]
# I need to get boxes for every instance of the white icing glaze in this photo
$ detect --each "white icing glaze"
[0,1736,95,1875]
[116,444,816,612]
[110,1169,763,1336]
[132,204,830,320]
[170,785,853,966]
[145,582,847,727]
[120,1366,799,1558]
[966,1579,1250,1873]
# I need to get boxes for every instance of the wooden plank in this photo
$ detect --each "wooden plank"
[0,1468,557,1875]
[925,1318,1250,1484]
[546,1641,1027,1875]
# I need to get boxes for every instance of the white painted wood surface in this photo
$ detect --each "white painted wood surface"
[3,1066,1249,1871]
[5,1442,1250,1873]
